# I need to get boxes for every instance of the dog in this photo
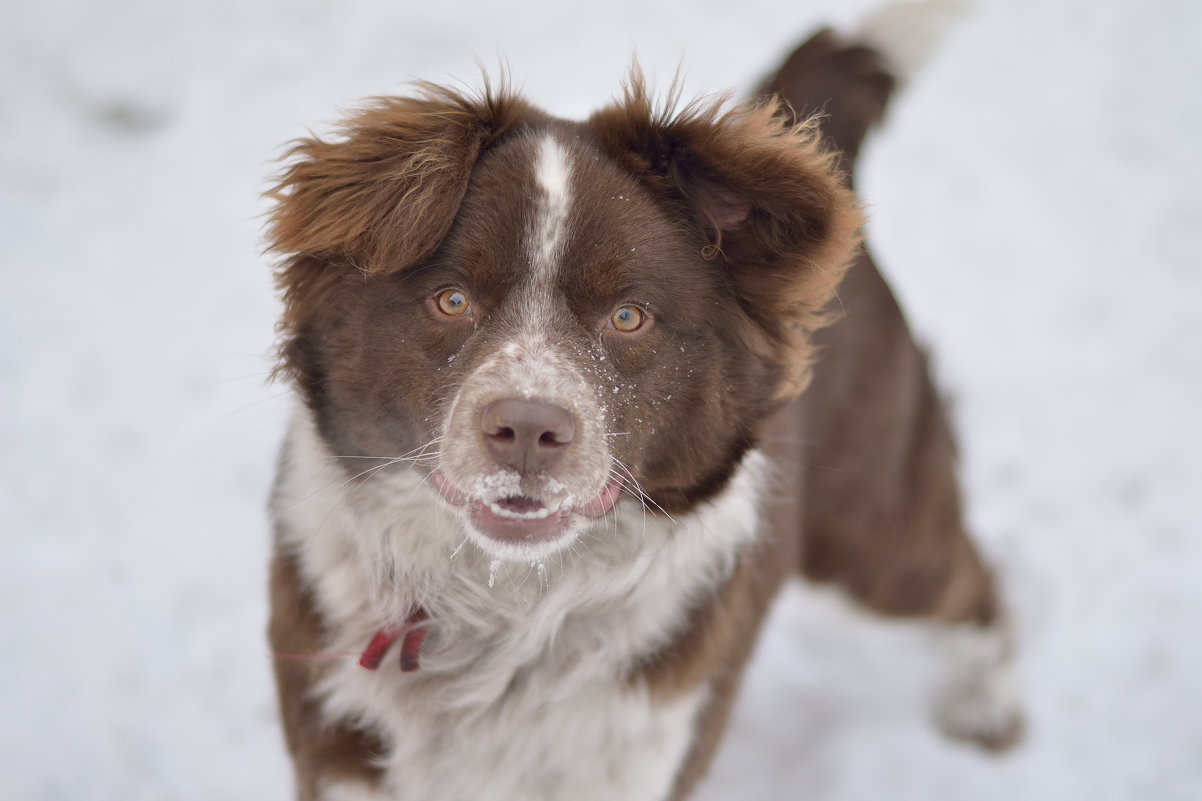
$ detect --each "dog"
[264,5,1023,800]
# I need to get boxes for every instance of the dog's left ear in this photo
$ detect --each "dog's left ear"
[589,75,862,400]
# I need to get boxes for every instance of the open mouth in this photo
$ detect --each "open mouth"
[487,495,560,520]
[472,494,572,544]
[433,471,622,549]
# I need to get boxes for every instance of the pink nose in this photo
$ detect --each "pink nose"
[480,398,575,475]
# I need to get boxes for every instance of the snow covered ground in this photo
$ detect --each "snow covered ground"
[2,0,1199,798]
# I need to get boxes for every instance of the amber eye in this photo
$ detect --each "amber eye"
[436,288,471,316]
[609,305,645,333]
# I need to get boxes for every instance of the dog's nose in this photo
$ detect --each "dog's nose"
[480,398,575,475]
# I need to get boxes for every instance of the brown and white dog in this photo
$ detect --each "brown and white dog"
[265,5,1023,800]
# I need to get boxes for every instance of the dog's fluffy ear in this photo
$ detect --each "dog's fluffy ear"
[266,84,533,354]
[267,83,531,270]
[266,83,535,389]
[588,73,862,400]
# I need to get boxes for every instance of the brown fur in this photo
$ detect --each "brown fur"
[265,28,1008,801]
[266,83,543,388]
[763,31,998,625]
[269,544,387,796]
[265,72,861,514]
[587,73,862,401]
[644,499,801,801]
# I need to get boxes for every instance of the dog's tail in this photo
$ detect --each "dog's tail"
[761,0,968,176]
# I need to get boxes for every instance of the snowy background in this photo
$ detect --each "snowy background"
[2,0,1199,798]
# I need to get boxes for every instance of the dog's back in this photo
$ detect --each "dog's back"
[764,21,1002,628]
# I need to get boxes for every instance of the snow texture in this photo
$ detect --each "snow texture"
[1,1,1199,799]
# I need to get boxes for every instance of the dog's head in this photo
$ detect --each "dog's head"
[267,75,859,561]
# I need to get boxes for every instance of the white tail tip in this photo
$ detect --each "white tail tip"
[852,0,970,83]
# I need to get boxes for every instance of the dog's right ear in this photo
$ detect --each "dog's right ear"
[266,82,532,387]
[267,83,530,273]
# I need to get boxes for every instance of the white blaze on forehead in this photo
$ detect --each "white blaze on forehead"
[530,134,573,287]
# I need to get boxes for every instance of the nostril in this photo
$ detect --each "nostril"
[480,398,576,473]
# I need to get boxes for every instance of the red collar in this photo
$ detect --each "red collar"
[358,608,429,672]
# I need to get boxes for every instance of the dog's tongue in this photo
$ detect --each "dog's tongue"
[359,608,429,672]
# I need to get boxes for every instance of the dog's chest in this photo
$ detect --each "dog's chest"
[275,412,768,801]
[326,677,708,801]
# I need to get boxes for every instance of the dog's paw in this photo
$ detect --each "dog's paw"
[934,622,1025,752]
[935,663,1025,752]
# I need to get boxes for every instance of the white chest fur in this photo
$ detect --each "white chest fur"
[273,410,767,801]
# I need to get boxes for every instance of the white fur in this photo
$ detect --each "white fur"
[274,406,768,801]
[437,327,613,562]
[530,134,572,287]
[934,619,1024,748]
[433,133,625,563]
[320,779,390,801]
[852,0,968,82]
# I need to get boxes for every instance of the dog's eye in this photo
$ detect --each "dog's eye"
[609,305,646,333]
[436,288,471,317]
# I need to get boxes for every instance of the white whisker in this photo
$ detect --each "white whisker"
[284,436,444,510]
